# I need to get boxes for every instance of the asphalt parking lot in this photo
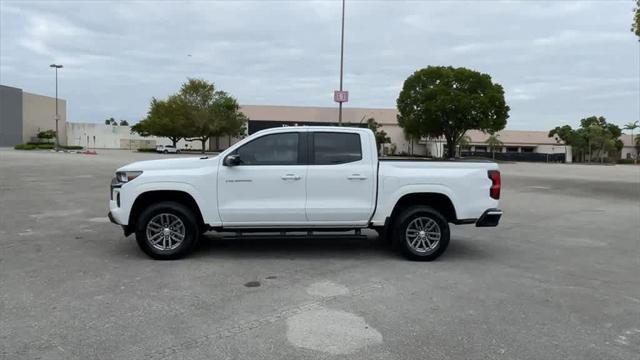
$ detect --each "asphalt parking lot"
[1,149,639,360]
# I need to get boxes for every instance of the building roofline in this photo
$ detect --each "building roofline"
[241,104,397,112]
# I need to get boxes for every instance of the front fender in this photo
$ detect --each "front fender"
[118,181,220,226]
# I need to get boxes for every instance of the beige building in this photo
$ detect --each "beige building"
[464,129,568,154]
[239,105,573,159]
[0,85,67,146]
[240,105,432,155]
[65,104,574,161]
[4,93,628,163]
[619,134,639,160]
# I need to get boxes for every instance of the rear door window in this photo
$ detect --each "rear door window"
[312,132,362,165]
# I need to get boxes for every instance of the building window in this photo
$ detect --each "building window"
[506,146,519,153]
[474,146,487,152]
[521,147,534,153]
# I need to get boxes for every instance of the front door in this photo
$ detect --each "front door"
[217,132,308,226]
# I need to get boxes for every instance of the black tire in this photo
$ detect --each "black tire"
[135,201,199,260]
[163,150,168,154]
[393,205,450,261]
[176,150,181,154]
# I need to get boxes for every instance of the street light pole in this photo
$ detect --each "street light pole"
[338,0,345,126]
[50,64,63,151]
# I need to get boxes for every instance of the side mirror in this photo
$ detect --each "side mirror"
[224,154,241,166]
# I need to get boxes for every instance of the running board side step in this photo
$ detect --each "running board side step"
[220,230,368,241]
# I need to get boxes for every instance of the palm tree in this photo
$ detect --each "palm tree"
[624,121,639,163]
[485,133,504,159]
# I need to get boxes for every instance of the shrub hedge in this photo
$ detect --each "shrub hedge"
[14,144,36,150]
[14,143,83,150]
[27,141,54,146]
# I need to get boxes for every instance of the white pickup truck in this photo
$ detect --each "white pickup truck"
[109,126,502,261]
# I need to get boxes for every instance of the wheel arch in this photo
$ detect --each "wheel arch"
[389,192,458,225]
[128,190,205,235]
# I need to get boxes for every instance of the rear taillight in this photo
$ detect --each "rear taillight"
[488,170,501,200]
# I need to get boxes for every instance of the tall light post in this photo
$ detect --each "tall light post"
[49,64,63,151]
[334,0,347,125]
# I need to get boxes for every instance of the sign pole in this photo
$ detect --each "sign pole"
[338,0,345,125]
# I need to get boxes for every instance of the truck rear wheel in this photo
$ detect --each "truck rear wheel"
[135,201,199,260]
[394,205,450,261]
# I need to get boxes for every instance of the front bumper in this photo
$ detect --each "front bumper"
[108,177,132,236]
[108,211,118,224]
[475,208,502,227]
[108,210,132,236]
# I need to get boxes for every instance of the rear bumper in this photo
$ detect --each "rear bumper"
[475,208,503,227]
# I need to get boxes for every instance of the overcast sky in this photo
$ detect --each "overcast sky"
[1,0,638,130]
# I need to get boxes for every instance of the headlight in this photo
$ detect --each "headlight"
[116,171,143,183]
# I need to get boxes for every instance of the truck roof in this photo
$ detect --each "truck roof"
[253,125,373,136]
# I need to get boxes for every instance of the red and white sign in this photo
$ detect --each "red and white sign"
[334,90,349,103]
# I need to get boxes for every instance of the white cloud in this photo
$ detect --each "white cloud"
[0,0,637,130]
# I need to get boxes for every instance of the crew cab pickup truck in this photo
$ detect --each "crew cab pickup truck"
[109,126,502,261]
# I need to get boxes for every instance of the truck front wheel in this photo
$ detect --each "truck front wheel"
[135,201,199,260]
[394,206,450,261]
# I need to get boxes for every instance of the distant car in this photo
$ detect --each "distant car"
[156,145,180,154]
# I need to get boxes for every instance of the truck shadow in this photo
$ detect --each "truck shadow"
[187,232,491,262]
[194,233,396,260]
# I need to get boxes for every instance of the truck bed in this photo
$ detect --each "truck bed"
[379,157,495,163]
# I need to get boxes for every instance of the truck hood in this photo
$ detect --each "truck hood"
[118,155,218,172]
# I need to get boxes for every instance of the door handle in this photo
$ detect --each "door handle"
[347,174,367,180]
[281,174,301,180]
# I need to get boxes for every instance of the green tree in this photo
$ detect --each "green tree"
[549,124,580,162]
[397,66,509,158]
[365,117,391,154]
[133,78,247,151]
[209,92,248,151]
[133,95,190,147]
[37,129,56,141]
[633,0,640,39]
[485,133,504,159]
[179,79,247,152]
[104,117,117,126]
[119,120,129,126]
[580,116,622,163]
[549,116,623,163]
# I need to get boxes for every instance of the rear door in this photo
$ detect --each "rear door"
[217,131,308,226]
[305,131,376,225]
